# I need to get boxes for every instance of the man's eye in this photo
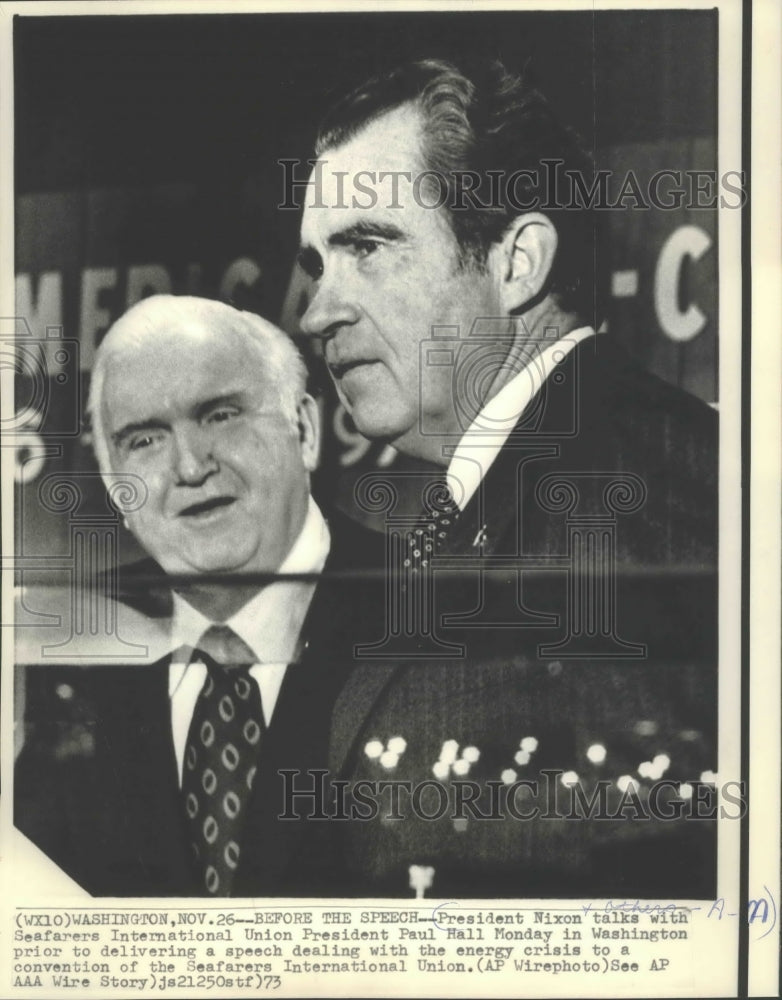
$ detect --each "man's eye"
[297,249,323,280]
[128,431,162,452]
[206,407,240,424]
[353,239,381,257]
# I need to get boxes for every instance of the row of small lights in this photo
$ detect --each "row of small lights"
[365,736,716,798]
[52,686,712,798]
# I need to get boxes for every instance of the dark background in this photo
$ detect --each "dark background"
[15,10,718,324]
[16,11,717,185]
[12,9,719,567]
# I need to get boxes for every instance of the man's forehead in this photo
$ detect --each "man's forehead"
[304,104,426,212]
[107,326,222,379]
[101,324,265,422]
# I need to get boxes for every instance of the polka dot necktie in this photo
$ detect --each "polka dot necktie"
[408,478,460,570]
[181,624,265,896]
[430,479,460,555]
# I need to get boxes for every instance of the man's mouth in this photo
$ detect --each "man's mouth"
[178,496,237,519]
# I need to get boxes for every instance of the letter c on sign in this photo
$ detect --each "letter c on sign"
[653,225,712,342]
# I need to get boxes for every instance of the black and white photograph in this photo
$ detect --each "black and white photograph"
[2,1,778,997]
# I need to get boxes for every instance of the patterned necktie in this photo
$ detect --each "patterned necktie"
[431,478,460,555]
[408,478,460,570]
[181,624,265,896]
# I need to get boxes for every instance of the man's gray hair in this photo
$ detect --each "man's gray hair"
[87,294,308,476]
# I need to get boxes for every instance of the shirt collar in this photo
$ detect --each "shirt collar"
[446,327,597,510]
[169,497,330,690]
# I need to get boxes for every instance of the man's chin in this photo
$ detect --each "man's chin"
[341,397,417,446]
[159,553,258,579]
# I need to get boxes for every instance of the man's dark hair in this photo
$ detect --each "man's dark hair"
[315,58,604,323]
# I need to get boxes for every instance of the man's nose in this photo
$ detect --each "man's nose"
[171,426,218,485]
[299,269,360,339]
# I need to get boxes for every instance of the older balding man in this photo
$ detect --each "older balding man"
[15,295,383,897]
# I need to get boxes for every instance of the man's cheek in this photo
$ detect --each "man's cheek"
[333,380,354,412]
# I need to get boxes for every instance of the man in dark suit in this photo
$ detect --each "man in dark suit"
[14,294,383,897]
[293,58,719,897]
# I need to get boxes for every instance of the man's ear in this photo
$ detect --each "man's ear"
[297,393,321,472]
[490,213,559,314]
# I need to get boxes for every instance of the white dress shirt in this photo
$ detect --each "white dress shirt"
[446,327,597,511]
[168,497,330,783]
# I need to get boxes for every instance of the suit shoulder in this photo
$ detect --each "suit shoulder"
[324,507,385,573]
[578,339,717,459]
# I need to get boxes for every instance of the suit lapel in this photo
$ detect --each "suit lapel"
[329,661,403,776]
[237,517,386,892]
[444,337,603,557]
[87,658,197,895]
[314,514,406,778]
[207,510,390,893]
[236,628,363,892]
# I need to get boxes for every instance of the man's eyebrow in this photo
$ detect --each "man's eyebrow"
[327,220,405,247]
[111,395,247,447]
[193,393,245,420]
[297,221,406,278]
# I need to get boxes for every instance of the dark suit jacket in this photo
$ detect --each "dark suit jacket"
[14,510,385,897]
[315,337,719,899]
